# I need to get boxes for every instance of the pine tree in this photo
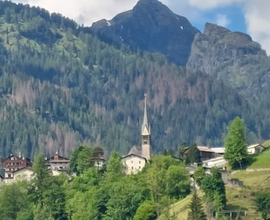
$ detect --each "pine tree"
[224,117,247,169]
[186,143,201,165]
[187,190,207,220]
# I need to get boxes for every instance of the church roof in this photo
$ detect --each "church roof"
[128,146,142,157]
[122,146,147,160]
[121,154,147,161]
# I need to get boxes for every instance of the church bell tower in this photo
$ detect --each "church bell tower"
[141,94,151,160]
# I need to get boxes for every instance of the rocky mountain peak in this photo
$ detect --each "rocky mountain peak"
[187,22,268,100]
[204,23,230,38]
[90,0,200,66]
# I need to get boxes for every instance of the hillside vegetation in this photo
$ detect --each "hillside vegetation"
[0,1,263,159]
[167,170,270,220]
[248,148,270,169]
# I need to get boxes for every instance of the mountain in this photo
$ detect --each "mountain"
[0,1,266,160]
[187,23,270,138]
[90,0,270,139]
[187,23,270,101]
[90,0,200,66]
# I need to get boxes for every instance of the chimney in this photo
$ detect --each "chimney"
[54,151,59,160]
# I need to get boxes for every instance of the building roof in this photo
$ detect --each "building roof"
[1,154,32,163]
[247,144,264,149]
[121,153,147,161]
[128,146,142,157]
[197,146,214,153]
[47,154,69,161]
[202,157,227,168]
[183,146,214,155]
[122,146,148,161]
[210,147,225,154]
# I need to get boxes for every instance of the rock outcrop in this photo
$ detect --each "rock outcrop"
[187,23,270,100]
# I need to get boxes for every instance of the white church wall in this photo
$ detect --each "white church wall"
[122,155,146,174]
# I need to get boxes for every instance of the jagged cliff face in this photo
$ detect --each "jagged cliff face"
[90,0,200,66]
[187,23,270,100]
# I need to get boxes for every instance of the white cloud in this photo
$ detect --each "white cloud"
[13,0,138,26]
[188,0,244,9]
[216,14,230,27]
[244,0,270,54]
[11,0,270,54]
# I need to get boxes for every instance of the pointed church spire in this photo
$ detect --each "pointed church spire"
[141,94,150,135]
[143,94,148,126]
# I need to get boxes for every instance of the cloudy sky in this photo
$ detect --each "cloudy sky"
[13,0,270,54]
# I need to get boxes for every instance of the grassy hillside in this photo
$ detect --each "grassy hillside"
[248,148,270,169]
[262,140,270,148]
[228,170,270,220]
[167,170,270,220]
[165,194,192,219]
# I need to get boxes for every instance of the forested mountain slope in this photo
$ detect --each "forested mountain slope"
[0,1,264,160]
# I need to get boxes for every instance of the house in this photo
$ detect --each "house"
[13,167,34,181]
[122,94,152,174]
[197,146,215,161]
[187,160,237,186]
[183,146,215,162]
[210,147,225,156]
[92,147,106,169]
[202,157,227,169]
[46,152,70,176]
[247,144,265,155]
[1,153,32,182]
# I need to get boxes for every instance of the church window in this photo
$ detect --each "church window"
[139,166,141,169]
[139,161,141,164]
[131,161,133,163]
[132,166,133,170]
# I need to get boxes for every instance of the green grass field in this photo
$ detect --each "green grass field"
[248,148,270,169]
[168,194,192,219]
[262,140,270,148]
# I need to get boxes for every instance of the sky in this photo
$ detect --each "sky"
[12,0,270,54]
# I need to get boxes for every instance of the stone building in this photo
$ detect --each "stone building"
[122,95,152,174]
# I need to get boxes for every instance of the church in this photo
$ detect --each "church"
[122,94,152,174]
